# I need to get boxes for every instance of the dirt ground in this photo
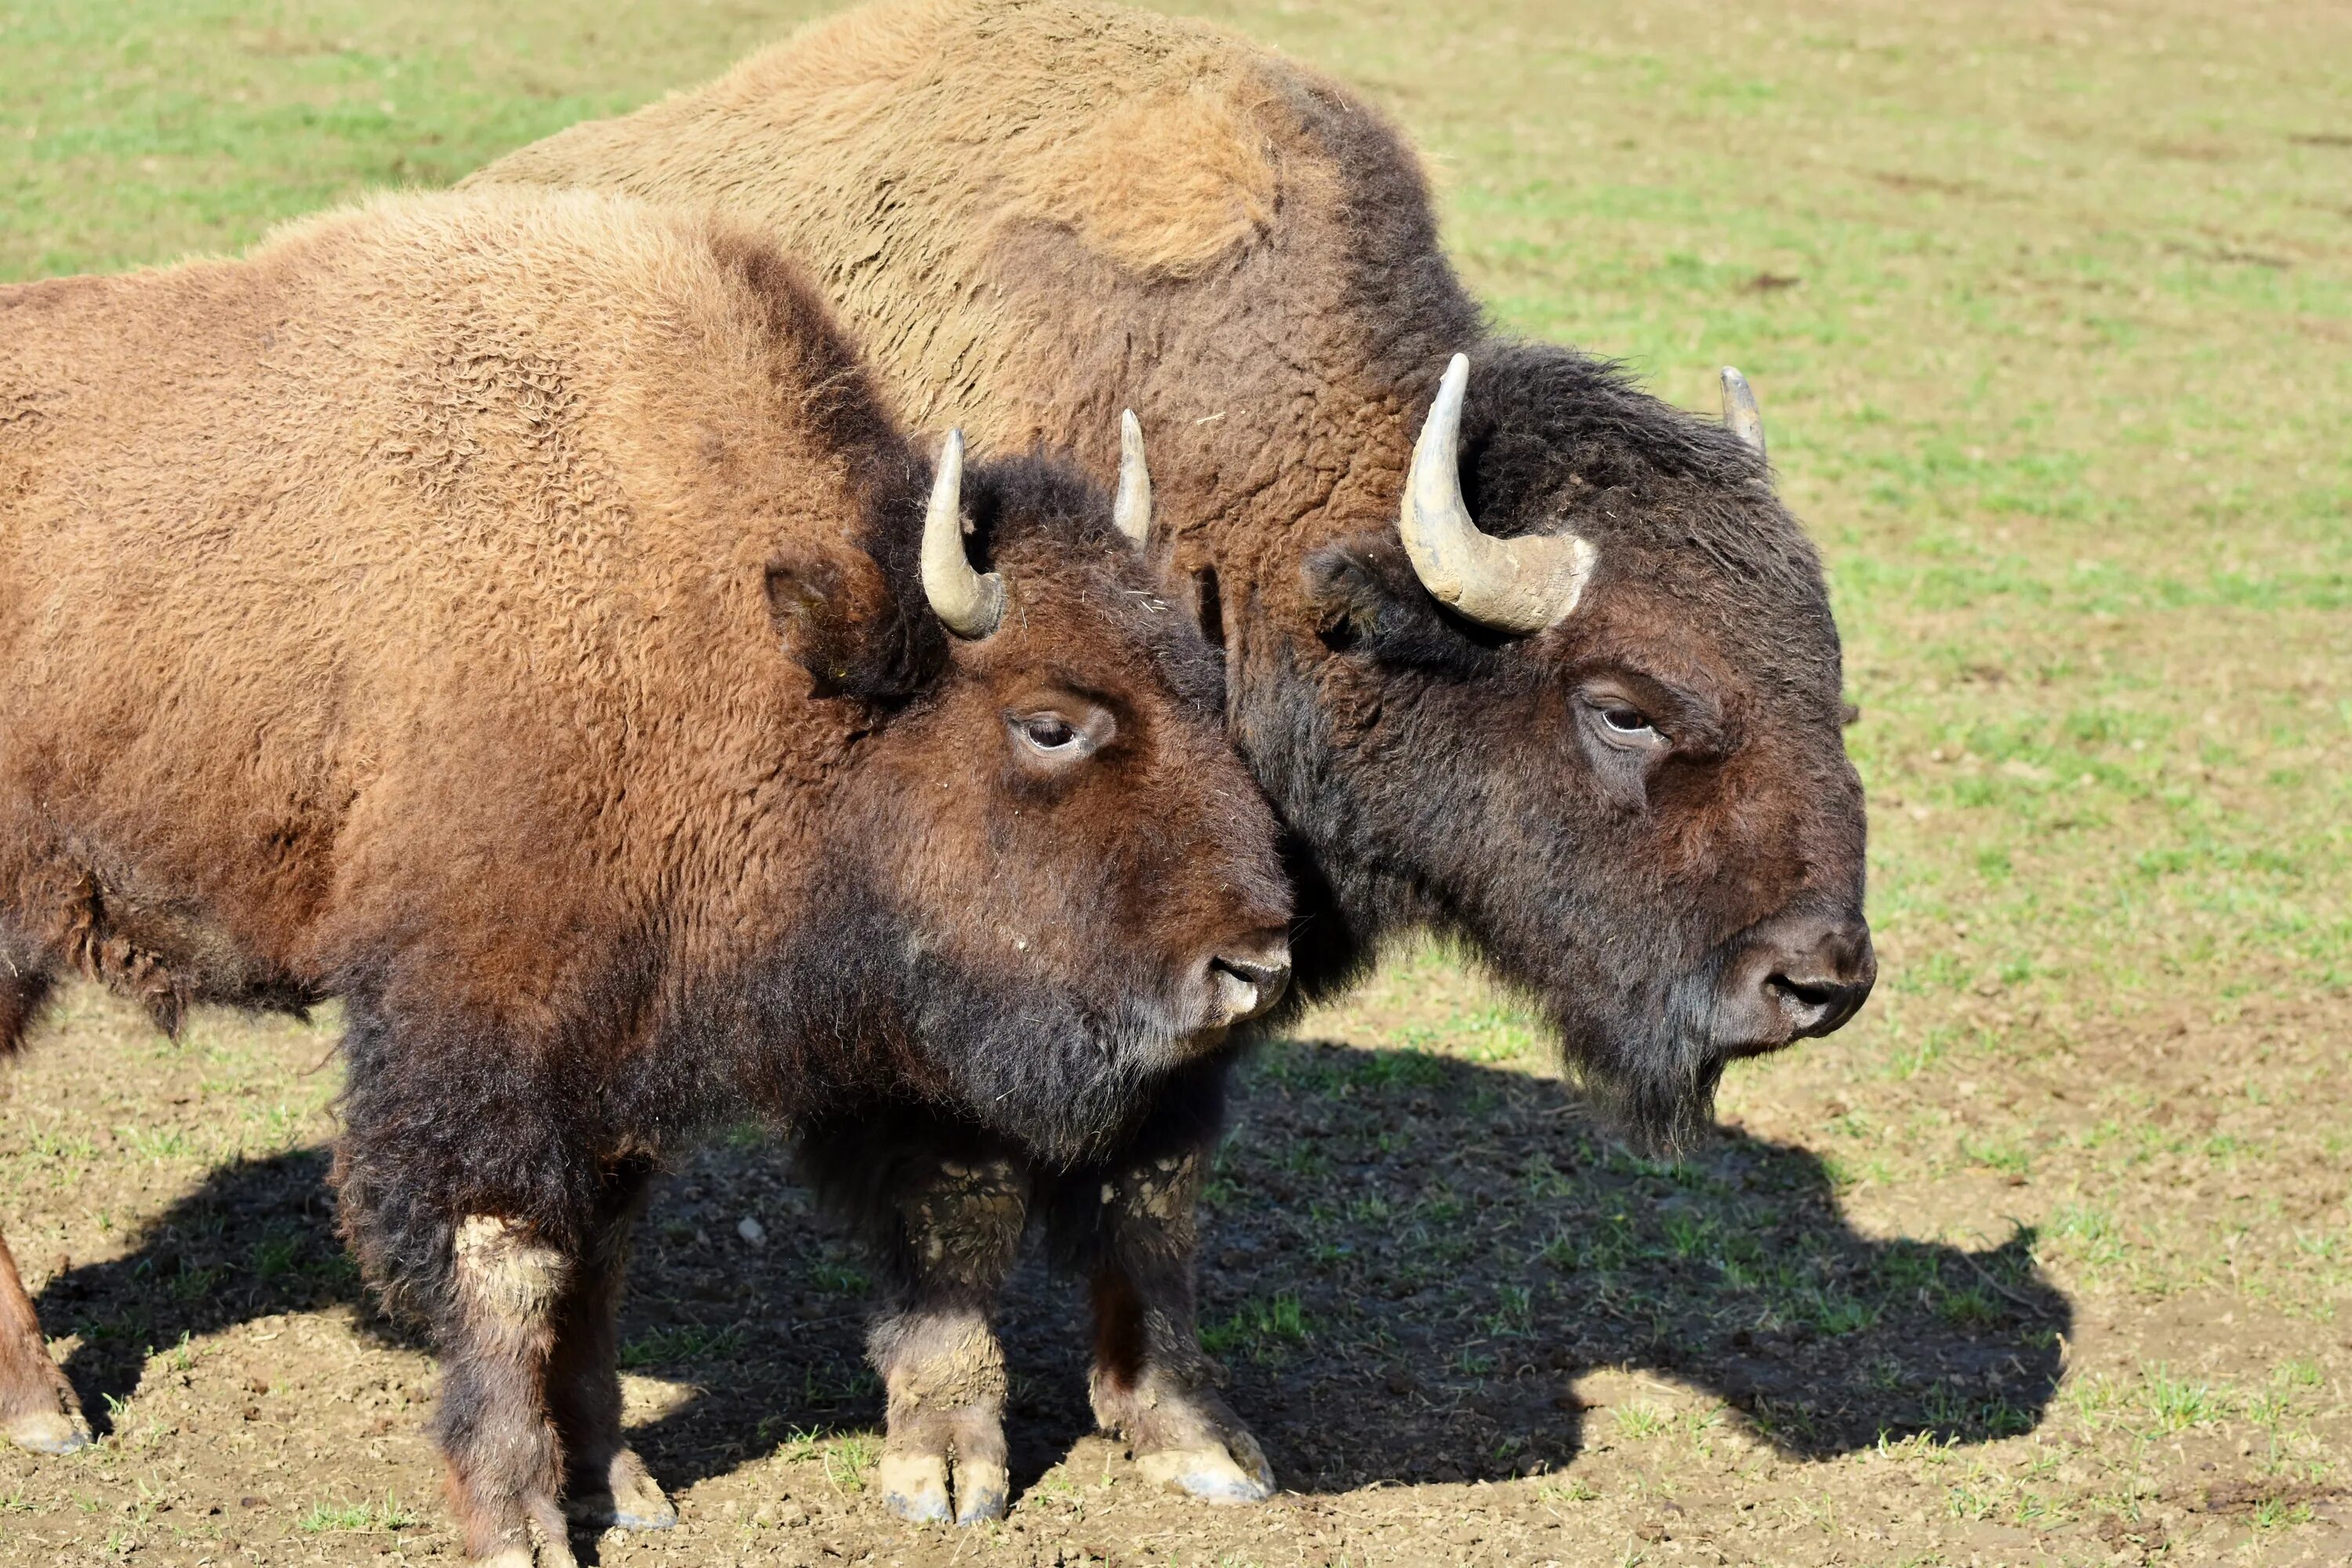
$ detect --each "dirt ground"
[3,0,2350,1563]
[2,966,2347,1567]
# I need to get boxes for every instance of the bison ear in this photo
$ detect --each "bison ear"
[764,544,947,702]
[1302,535,1505,677]
[1301,541,1391,648]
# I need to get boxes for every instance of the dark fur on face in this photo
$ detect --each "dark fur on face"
[1260,347,1861,1151]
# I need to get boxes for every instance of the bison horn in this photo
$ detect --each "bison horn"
[1399,353,1595,635]
[1112,408,1152,546]
[920,429,1004,639]
[1719,366,1766,458]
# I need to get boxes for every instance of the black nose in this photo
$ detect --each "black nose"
[1714,907,1875,1052]
[1759,915,1876,1039]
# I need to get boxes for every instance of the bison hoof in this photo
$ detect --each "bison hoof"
[953,1458,1009,1524]
[568,1447,675,1531]
[466,1496,577,1566]
[475,1532,573,1568]
[878,1451,952,1524]
[605,1448,677,1530]
[5,1407,93,1455]
[1134,1439,1275,1504]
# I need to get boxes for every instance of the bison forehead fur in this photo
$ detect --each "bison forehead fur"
[474,0,1872,1137]
[0,186,1289,1171]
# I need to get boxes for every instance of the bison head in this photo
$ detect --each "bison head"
[771,430,1292,1163]
[1258,347,1873,1152]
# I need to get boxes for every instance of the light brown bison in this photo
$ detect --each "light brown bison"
[475,0,1878,1512]
[0,187,1295,1562]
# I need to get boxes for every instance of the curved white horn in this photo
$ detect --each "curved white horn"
[1719,366,1766,458]
[1398,354,1595,635]
[1112,408,1152,546]
[920,430,1004,639]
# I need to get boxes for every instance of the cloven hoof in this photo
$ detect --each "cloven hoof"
[953,1458,1010,1523]
[1135,1441,1276,1504]
[5,1408,92,1455]
[879,1451,953,1524]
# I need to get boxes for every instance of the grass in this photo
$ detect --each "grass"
[1611,1402,1669,1441]
[822,1432,880,1495]
[615,1323,746,1370]
[296,1494,416,1534]
[1,0,2347,1563]
[1200,1292,1313,1364]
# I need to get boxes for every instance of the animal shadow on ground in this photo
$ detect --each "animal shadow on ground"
[36,1037,2068,1502]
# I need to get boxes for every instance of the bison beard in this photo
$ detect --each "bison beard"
[0,187,1298,1560]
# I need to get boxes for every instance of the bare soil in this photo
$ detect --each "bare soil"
[2,975,2346,1566]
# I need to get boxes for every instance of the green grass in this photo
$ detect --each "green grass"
[1200,1292,1313,1364]
[296,1493,416,1534]
[1611,1402,1669,1441]
[0,0,841,280]
[616,1322,746,1370]
[822,1432,880,1494]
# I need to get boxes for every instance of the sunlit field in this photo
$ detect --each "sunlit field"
[2,1,2347,1563]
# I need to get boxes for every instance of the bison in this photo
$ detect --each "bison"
[0,187,1297,1562]
[474,0,1880,1512]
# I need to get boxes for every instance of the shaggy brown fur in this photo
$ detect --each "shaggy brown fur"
[0,187,1294,1560]
[475,0,1877,1512]
[469,0,1403,562]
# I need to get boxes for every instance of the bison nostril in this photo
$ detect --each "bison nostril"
[1208,949,1291,1023]
[1769,974,1841,1013]
[1766,968,1870,1036]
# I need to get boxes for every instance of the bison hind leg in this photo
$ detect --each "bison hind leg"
[0,954,86,1454]
[0,1229,90,1455]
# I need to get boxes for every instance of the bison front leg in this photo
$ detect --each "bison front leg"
[867,1152,1030,1525]
[1059,1143,1274,1504]
[336,1011,596,1564]
[800,1120,1032,1526]
[543,1158,674,1534]
[431,1214,581,1566]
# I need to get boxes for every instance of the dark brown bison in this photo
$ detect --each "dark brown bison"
[474,0,1878,1512]
[0,187,1295,1563]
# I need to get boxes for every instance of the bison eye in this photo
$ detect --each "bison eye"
[1021,715,1078,750]
[1006,703,1115,772]
[1580,688,1671,756]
